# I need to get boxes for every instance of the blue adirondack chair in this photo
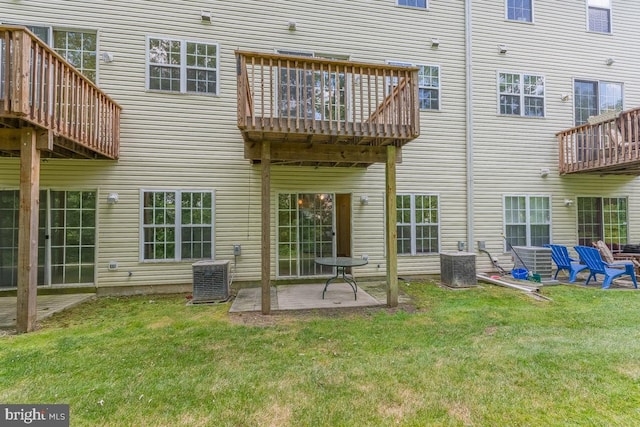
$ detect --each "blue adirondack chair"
[544,244,588,282]
[574,245,638,289]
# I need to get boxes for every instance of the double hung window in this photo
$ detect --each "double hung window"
[389,62,440,111]
[141,190,214,261]
[504,196,550,249]
[397,194,440,255]
[588,0,611,33]
[147,37,218,94]
[499,72,545,117]
[397,0,427,8]
[506,0,533,22]
[53,30,97,82]
[6,24,97,82]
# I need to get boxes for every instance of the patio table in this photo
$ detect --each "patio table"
[315,256,368,300]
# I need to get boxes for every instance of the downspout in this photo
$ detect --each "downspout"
[465,0,475,253]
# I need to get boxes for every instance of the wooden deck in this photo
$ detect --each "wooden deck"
[558,107,640,175]
[0,25,120,159]
[236,51,420,167]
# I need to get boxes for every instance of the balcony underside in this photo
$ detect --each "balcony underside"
[562,158,640,175]
[240,119,411,167]
[0,117,114,159]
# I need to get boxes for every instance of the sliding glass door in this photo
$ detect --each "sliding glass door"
[277,193,335,278]
[0,190,96,288]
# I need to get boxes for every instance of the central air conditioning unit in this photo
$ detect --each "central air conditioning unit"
[192,260,230,303]
[512,246,553,280]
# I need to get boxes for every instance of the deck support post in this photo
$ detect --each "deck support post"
[16,129,40,333]
[261,141,271,314]
[385,145,398,307]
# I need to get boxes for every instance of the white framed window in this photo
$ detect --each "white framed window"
[573,79,622,125]
[53,29,98,82]
[141,190,214,261]
[577,197,628,248]
[506,0,533,22]
[587,0,611,33]
[498,72,545,117]
[3,24,97,82]
[147,37,218,95]
[397,194,439,255]
[388,62,440,111]
[397,0,428,8]
[504,195,550,250]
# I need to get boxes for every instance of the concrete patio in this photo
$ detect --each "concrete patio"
[228,282,392,312]
[0,293,96,330]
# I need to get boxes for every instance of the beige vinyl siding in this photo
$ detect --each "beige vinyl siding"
[471,0,640,270]
[0,0,468,288]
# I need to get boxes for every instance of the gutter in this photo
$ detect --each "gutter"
[465,0,475,253]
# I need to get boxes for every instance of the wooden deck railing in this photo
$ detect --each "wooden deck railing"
[236,50,420,146]
[0,25,120,159]
[558,107,640,174]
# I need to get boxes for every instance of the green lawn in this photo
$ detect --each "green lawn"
[2,281,640,426]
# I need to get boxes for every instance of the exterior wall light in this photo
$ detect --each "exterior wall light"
[360,195,369,205]
[107,193,119,205]
[288,20,297,31]
[101,52,114,63]
[564,199,574,207]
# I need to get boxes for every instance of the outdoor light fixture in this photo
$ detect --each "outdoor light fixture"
[498,44,508,54]
[107,193,119,205]
[540,168,550,178]
[606,57,615,66]
[560,93,570,102]
[360,195,369,205]
[201,10,212,22]
[288,20,297,31]
[101,52,114,63]
[564,199,574,207]
[431,37,440,48]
